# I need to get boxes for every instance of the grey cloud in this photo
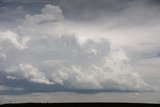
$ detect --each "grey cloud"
[1,0,160,23]
[0,4,153,94]
[0,0,160,95]
[1,0,159,21]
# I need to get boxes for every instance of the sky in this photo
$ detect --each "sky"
[0,0,160,100]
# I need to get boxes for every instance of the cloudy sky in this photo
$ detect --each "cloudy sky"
[0,0,160,99]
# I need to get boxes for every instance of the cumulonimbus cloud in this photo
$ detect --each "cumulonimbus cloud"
[0,4,153,93]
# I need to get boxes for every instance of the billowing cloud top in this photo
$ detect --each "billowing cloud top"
[0,3,154,94]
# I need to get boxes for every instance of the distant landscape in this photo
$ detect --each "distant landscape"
[1,103,160,107]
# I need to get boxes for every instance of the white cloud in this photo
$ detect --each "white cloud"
[0,4,154,93]
[6,63,52,85]
[0,53,6,61]
[0,85,23,92]
[0,31,25,50]
[6,76,16,80]
[24,4,63,25]
[19,4,64,36]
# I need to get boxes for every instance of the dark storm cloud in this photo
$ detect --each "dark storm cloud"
[1,0,160,21]
[59,0,160,21]
[145,0,160,5]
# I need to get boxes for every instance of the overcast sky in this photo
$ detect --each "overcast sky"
[0,0,160,97]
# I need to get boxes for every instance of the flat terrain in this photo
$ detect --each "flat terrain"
[0,103,160,107]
